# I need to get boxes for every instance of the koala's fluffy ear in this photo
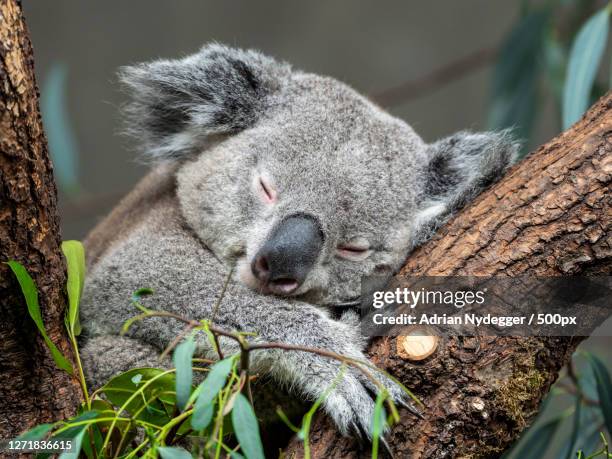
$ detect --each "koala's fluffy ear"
[413,130,520,244]
[119,43,290,161]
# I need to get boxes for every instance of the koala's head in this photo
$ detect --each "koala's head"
[120,44,518,306]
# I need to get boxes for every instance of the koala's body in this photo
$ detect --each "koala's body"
[80,44,518,437]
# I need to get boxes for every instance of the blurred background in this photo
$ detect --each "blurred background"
[21,1,612,457]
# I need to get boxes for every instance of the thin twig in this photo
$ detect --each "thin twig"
[211,265,234,323]
[209,266,234,361]
[160,323,196,360]
[131,310,419,409]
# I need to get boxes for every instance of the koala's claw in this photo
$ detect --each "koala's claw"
[323,372,379,439]
[399,398,425,420]
[349,421,368,443]
[355,367,405,405]
[380,435,395,458]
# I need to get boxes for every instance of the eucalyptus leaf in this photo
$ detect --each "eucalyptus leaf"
[231,393,265,459]
[564,392,582,459]
[174,337,196,411]
[191,402,214,432]
[585,353,612,435]
[158,446,193,459]
[101,368,176,426]
[506,416,563,459]
[543,33,567,110]
[132,288,154,304]
[488,11,549,147]
[58,427,87,459]
[61,240,85,337]
[39,411,99,459]
[6,261,73,374]
[13,423,54,442]
[192,357,234,430]
[41,63,80,195]
[79,422,103,459]
[562,8,610,129]
[558,413,604,459]
[55,411,99,439]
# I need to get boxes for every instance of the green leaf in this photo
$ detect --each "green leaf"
[558,412,604,458]
[40,63,81,195]
[585,353,612,435]
[192,399,214,432]
[174,337,196,411]
[42,411,99,459]
[56,411,99,438]
[231,393,265,459]
[579,426,609,456]
[61,240,85,337]
[564,392,582,459]
[58,427,87,459]
[158,446,193,459]
[488,11,549,147]
[13,423,54,442]
[132,287,154,303]
[562,8,610,129]
[371,391,387,459]
[101,368,176,426]
[543,32,567,110]
[80,422,104,459]
[491,12,548,96]
[507,416,563,459]
[6,261,73,374]
[192,357,235,430]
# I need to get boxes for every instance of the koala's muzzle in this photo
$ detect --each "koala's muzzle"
[251,214,323,295]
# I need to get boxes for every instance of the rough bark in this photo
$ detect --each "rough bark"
[0,0,81,439]
[285,94,611,458]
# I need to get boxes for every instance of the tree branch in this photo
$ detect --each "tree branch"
[285,93,612,458]
[0,0,82,439]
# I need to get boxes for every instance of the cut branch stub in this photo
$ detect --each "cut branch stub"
[396,330,439,361]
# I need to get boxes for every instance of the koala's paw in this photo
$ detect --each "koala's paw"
[358,365,423,419]
[310,319,419,438]
[322,365,415,439]
[323,359,425,441]
[322,370,380,438]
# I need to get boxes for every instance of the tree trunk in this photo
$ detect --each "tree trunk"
[285,94,611,458]
[0,0,81,439]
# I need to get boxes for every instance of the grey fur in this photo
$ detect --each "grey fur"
[81,44,519,438]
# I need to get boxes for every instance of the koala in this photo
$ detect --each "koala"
[79,44,518,439]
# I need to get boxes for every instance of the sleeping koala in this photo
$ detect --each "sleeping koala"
[80,44,518,438]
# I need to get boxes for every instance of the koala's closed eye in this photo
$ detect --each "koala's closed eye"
[253,174,277,204]
[336,237,372,261]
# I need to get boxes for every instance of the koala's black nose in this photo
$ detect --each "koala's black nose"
[251,214,323,295]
